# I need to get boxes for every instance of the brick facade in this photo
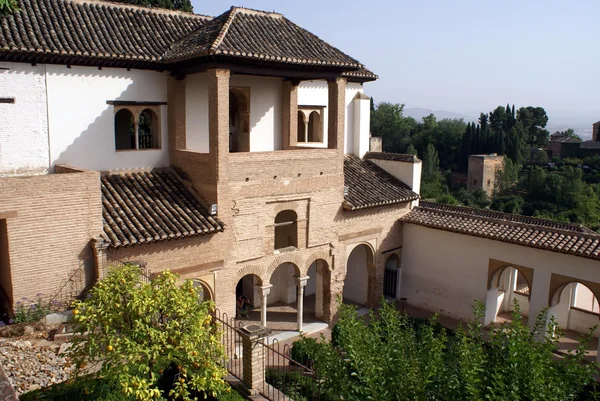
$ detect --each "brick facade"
[467,154,504,197]
[0,167,102,304]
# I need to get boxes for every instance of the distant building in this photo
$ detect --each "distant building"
[467,154,504,197]
[548,133,581,159]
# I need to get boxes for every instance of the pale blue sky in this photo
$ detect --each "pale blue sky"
[192,1,600,124]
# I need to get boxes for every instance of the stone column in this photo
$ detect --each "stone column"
[327,77,346,154]
[241,331,265,395]
[258,284,272,328]
[295,276,309,332]
[282,80,299,149]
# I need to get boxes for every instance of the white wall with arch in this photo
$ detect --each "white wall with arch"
[402,223,600,332]
[46,65,169,171]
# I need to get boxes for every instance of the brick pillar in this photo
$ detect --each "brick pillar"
[241,332,266,395]
[282,80,299,150]
[167,76,186,156]
[91,237,109,281]
[327,77,346,155]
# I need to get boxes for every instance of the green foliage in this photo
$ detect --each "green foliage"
[291,336,319,366]
[67,264,229,401]
[454,188,490,208]
[21,377,244,401]
[109,0,192,11]
[266,370,328,401]
[495,157,520,196]
[307,300,598,401]
[406,143,418,156]
[0,0,19,16]
[533,150,549,164]
[13,294,61,324]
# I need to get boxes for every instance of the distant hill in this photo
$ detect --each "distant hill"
[403,108,476,122]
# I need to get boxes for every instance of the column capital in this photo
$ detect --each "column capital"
[294,276,310,287]
[258,284,273,296]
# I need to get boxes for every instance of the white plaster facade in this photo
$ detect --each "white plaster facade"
[46,65,169,171]
[0,62,50,176]
[401,223,600,336]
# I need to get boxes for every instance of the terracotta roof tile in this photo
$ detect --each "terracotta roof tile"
[1,1,375,77]
[343,155,419,211]
[401,201,600,261]
[101,168,223,248]
[163,7,363,69]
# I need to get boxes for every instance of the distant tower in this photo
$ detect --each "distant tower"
[593,121,600,141]
[467,153,505,197]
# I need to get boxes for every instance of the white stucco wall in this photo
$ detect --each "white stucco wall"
[297,81,364,154]
[268,263,297,305]
[0,62,49,175]
[402,224,600,331]
[230,75,283,152]
[185,72,210,152]
[46,65,169,171]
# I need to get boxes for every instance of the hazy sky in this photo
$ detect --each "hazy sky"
[192,1,600,123]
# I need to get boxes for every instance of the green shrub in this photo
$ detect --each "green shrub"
[20,377,136,401]
[13,294,61,324]
[290,337,318,366]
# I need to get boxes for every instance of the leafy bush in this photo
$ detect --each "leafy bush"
[20,377,245,401]
[266,370,329,401]
[13,294,61,323]
[67,264,230,401]
[290,337,319,366]
[308,300,598,401]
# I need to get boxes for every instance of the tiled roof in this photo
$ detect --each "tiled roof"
[0,0,209,68]
[101,169,223,248]
[364,152,420,163]
[580,141,600,149]
[343,155,419,211]
[402,201,600,261]
[163,7,363,69]
[1,1,374,78]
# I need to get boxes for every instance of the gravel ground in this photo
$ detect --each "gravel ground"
[0,333,73,396]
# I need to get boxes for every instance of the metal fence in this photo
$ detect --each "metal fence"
[260,339,327,401]
[213,309,244,382]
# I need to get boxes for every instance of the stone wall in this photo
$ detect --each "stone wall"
[467,154,504,197]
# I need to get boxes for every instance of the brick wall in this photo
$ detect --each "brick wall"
[0,170,102,304]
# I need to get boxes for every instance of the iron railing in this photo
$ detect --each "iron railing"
[260,339,327,401]
[213,309,244,381]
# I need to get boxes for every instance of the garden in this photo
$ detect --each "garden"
[271,300,600,401]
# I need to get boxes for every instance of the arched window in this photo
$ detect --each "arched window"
[138,109,160,149]
[114,109,135,150]
[297,111,306,142]
[274,210,298,250]
[308,111,322,142]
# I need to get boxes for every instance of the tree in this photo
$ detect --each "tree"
[533,150,549,164]
[422,143,440,180]
[110,0,193,11]
[495,158,519,196]
[306,300,597,401]
[517,106,549,146]
[554,128,582,142]
[406,144,418,157]
[67,265,229,401]
[370,102,416,153]
[0,0,19,16]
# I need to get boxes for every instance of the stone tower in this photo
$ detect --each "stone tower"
[467,153,504,197]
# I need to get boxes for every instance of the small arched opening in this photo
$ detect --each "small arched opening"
[235,274,262,318]
[274,210,298,251]
[192,279,213,303]
[297,110,306,142]
[308,111,322,142]
[114,108,136,150]
[343,243,375,307]
[384,253,401,299]
[484,266,531,325]
[137,109,160,149]
[229,88,250,153]
[549,281,600,362]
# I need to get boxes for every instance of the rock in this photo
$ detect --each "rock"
[45,311,73,325]
[23,326,35,335]
[34,339,56,349]
[28,384,41,391]
[58,342,72,356]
